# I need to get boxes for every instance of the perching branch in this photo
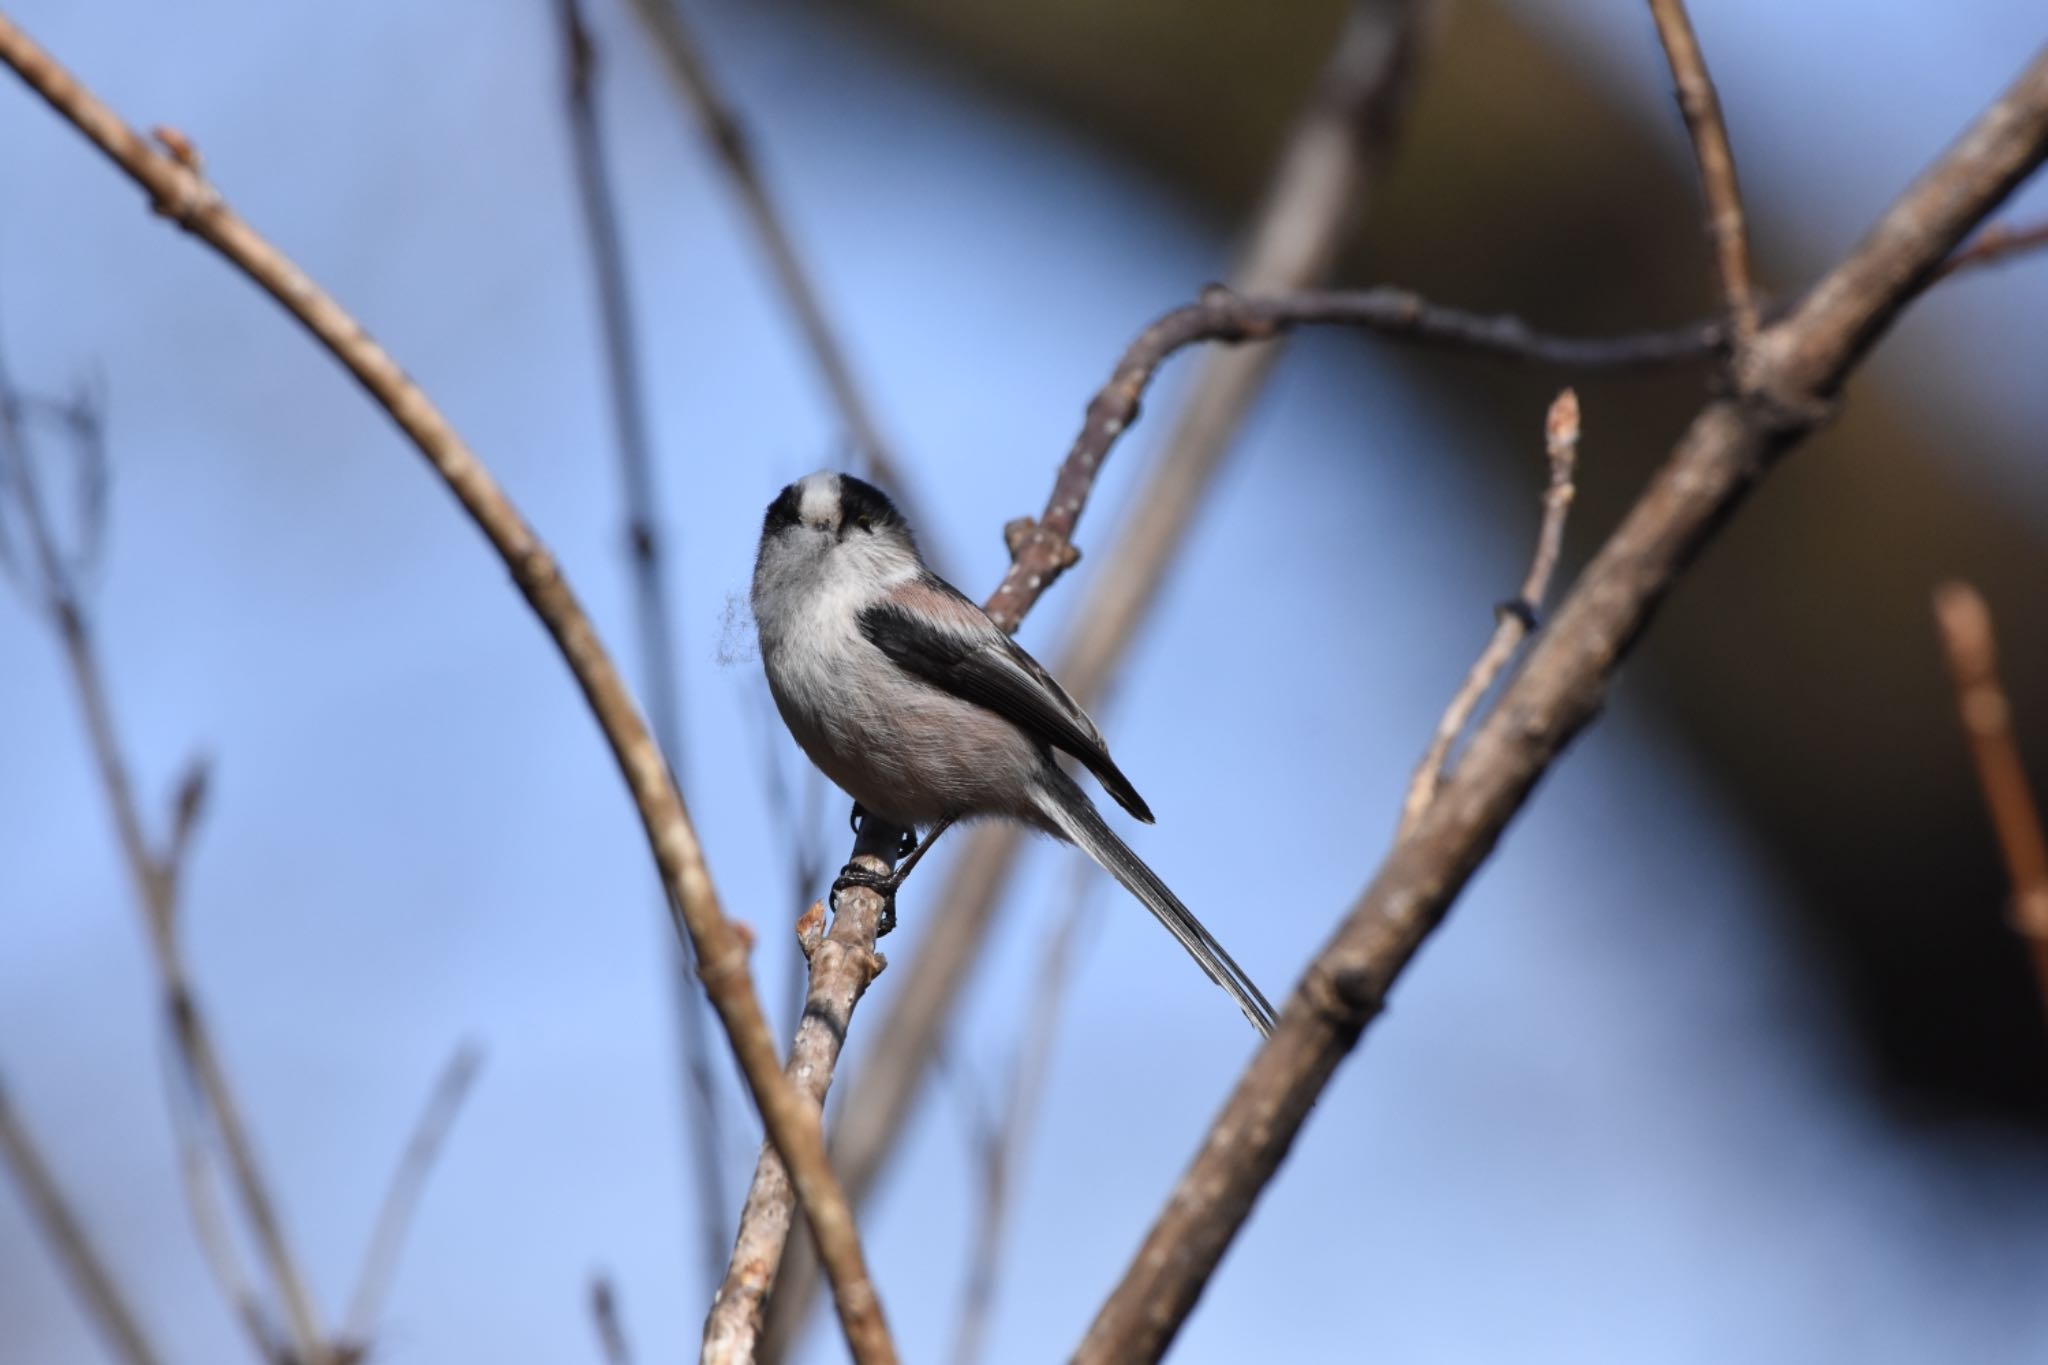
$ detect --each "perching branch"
[757,3,1444,1356]
[1400,389,1581,836]
[0,1075,166,1365]
[338,1043,484,1356]
[702,818,903,1364]
[1075,43,2048,1365]
[0,18,896,1365]
[1649,0,1760,350]
[0,347,328,1365]
[551,0,732,1293]
[1932,582,2048,1025]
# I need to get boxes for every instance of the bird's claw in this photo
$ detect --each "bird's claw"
[831,861,901,937]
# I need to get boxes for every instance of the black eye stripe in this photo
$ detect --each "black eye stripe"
[837,474,901,533]
[763,485,802,535]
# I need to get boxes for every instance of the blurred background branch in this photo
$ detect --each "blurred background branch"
[591,1273,635,1365]
[622,0,944,563]
[337,1042,483,1359]
[0,346,328,1364]
[551,0,732,1294]
[1933,582,2048,1025]
[0,1075,165,1365]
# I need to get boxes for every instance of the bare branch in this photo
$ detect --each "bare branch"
[0,1074,166,1365]
[760,2,1443,1354]
[339,1043,484,1352]
[550,0,731,1291]
[1075,47,2048,1365]
[162,1053,288,1363]
[1400,390,1581,835]
[1649,0,1760,349]
[1932,583,2048,1023]
[622,0,943,559]
[0,19,896,1363]
[702,817,903,1364]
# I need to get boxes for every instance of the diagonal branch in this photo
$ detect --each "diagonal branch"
[0,18,896,1364]
[591,1273,635,1365]
[161,1047,289,1362]
[1649,0,1760,350]
[551,0,731,1293]
[1075,44,2048,1365]
[338,1043,484,1355]
[1931,582,2048,1024]
[0,1074,166,1365]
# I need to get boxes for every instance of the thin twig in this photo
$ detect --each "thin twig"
[0,1074,167,1365]
[947,884,1092,1365]
[0,338,329,1364]
[1649,0,1760,350]
[551,0,731,1292]
[591,1273,634,1365]
[1932,582,2048,1024]
[759,2,1443,1354]
[745,681,831,1037]
[622,0,944,561]
[0,20,896,1364]
[1934,215,2048,278]
[162,1048,287,1362]
[1399,390,1581,836]
[1075,46,2048,1365]
[339,1043,485,1353]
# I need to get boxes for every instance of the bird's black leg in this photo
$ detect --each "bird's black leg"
[831,816,958,938]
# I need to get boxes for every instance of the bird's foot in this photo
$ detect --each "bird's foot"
[831,861,903,937]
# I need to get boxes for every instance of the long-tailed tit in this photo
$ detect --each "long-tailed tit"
[750,470,1277,1037]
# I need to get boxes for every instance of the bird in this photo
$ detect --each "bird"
[750,469,1276,1037]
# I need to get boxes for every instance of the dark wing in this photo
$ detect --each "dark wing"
[859,576,1155,822]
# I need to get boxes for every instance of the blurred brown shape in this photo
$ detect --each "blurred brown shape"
[1933,583,2048,1026]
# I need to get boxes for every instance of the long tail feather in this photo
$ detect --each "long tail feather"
[1035,771,1276,1037]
